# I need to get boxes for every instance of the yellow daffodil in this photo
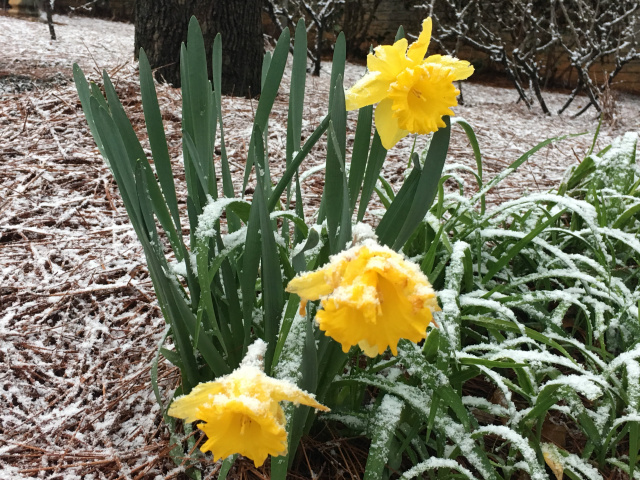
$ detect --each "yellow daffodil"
[286,239,439,357]
[345,18,474,149]
[168,340,328,467]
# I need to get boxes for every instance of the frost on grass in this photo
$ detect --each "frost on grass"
[401,458,476,479]
[476,426,547,480]
[367,395,403,465]
[273,307,307,386]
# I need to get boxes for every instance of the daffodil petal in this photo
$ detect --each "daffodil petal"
[369,41,410,79]
[286,268,335,301]
[424,54,474,80]
[375,275,432,355]
[388,63,459,134]
[263,375,329,410]
[316,299,367,354]
[407,18,433,63]
[345,71,392,111]
[168,381,223,422]
[392,37,409,55]
[375,98,409,149]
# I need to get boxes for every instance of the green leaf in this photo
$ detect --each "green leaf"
[452,117,484,214]
[482,208,565,284]
[211,33,239,232]
[243,27,290,191]
[348,104,374,213]
[472,132,580,205]
[286,18,307,171]
[376,165,421,247]
[324,75,350,253]
[269,115,331,212]
[391,117,451,251]
[184,17,216,199]
[72,64,107,163]
[364,395,404,480]
[357,132,387,222]
[328,32,346,111]
[630,421,639,479]
[253,126,285,369]
[139,48,182,236]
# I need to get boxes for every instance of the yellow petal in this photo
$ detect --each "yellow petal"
[168,381,223,423]
[167,347,330,467]
[255,372,329,411]
[369,41,410,79]
[424,54,474,81]
[375,98,409,149]
[374,275,432,355]
[391,37,409,57]
[286,268,335,301]
[290,241,440,358]
[407,18,433,64]
[316,298,369,354]
[345,71,392,111]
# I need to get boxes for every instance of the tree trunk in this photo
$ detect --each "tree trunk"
[134,0,263,97]
[43,0,56,40]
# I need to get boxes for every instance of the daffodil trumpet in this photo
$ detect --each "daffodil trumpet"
[345,18,473,149]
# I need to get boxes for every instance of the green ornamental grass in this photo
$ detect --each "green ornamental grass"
[74,16,640,480]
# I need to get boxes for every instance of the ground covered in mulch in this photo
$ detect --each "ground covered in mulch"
[1,12,640,480]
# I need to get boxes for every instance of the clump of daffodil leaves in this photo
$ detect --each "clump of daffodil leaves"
[75,12,483,475]
[346,17,474,149]
[75,10,640,477]
[165,18,457,468]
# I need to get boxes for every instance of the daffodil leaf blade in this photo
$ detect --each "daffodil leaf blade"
[243,26,290,191]
[72,64,107,162]
[348,103,374,212]
[287,18,307,166]
[364,395,404,480]
[357,132,388,222]
[324,73,350,253]
[268,115,330,212]
[252,125,285,368]
[139,48,183,238]
[392,117,451,251]
[328,31,346,110]
[183,17,216,201]
[376,166,421,247]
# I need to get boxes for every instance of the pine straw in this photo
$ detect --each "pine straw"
[1,12,640,480]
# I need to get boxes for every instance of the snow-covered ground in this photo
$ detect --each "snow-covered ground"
[1,12,639,479]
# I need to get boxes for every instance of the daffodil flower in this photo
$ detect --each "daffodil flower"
[345,18,474,149]
[286,239,440,357]
[168,340,329,467]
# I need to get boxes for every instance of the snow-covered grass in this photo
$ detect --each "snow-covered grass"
[331,131,640,479]
[1,11,640,479]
